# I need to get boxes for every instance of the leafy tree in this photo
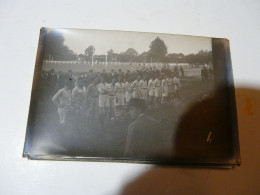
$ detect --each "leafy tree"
[44,30,77,61]
[44,30,65,60]
[148,37,167,62]
[85,46,95,61]
[107,49,118,62]
[78,54,86,61]
[167,53,185,63]
[136,52,148,63]
[118,48,139,62]
[125,48,138,56]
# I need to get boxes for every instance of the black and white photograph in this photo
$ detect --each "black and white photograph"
[23,28,239,165]
[3,1,260,194]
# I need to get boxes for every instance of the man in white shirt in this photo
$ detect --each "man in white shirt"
[72,78,87,110]
[161,76,169,104]
[98,76,109,126]
[125,78,133,105]
[172,76,181,100]
[147,76,156,106]
[132,76,142,98]
[52,80,72,126]
[139,75,148,101]
[86,77,99,127]
[107,78,117,120]
[115,77,125,119]
[154,76,162,106]
[72,77,87,128]
[167,76,173,104]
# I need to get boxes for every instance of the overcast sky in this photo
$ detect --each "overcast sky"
[54,28,212,55]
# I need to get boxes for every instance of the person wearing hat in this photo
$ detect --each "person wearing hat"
[124,98,165,159]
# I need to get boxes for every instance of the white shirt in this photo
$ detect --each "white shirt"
[98,83,108,95]
[132,80,140,90]
[148,79,155,90]
[125,82,133,93]
[154,79,161,87]
[107,83,117,96]
[162,79,168,88]
[115,82,125,93]
[172,77,181,88]
[52,88,71,106]
[139,80,148,89]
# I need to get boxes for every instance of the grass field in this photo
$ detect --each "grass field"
[42,62,202,77]
[43,62,162,72]
[28,76,214,159]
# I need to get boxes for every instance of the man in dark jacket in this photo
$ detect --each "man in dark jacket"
[124,98,166,159]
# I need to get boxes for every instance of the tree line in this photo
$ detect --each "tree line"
[44,30,212,65]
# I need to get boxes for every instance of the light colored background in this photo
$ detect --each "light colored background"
[0,0,259,194]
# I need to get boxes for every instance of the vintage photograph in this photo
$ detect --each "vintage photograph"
[24,28,238,164]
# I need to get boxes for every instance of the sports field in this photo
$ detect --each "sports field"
[28,76,214,159]
[43,61,161,72]
[42,62,201,76]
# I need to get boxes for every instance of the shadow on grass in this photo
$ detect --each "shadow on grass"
[118,87,260,195]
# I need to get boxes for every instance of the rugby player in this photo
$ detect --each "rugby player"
[161,75,169,104]
[147,76,155,106]
[52,80,72,126]
[125,77,133,105]
[107,78,117,120]
[139,75,148,101]
[132,76,142,98]
[72,77,87,127]
[115,77,125,119]
[154,76,162,106]
[98,76,109,126]
[86,77,99,127]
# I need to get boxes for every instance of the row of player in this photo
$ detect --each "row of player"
[52,75,181,126]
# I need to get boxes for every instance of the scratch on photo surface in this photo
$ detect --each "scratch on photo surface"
[206,131,212,143]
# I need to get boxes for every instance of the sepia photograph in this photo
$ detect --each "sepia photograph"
[23,28,239,165]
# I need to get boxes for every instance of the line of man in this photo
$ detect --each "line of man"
[201,66,214,82]
[51,68,181,127]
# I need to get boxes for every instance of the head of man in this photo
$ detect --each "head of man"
[137,76,141,81]
[128,98,147,119]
